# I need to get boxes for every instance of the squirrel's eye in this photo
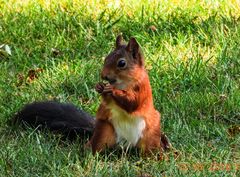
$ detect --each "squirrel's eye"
[117,58,127,69]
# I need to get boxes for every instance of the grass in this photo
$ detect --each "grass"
[0,0,240,176]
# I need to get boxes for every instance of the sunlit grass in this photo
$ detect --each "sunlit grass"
[0,0,239,176]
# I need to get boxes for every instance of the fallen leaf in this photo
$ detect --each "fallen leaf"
[219,94,227,102]
[149,25,157,32]
[228,125,240,137]
[51,48,62,57]
[26,68,43,83]
[16,73,24,87]
[0,44,12,60]
[4,44,11,55]
[173,149,181,160]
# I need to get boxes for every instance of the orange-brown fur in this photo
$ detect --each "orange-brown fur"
[88,35,162,155]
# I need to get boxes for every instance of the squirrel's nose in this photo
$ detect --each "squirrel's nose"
[101,70,117,84]
[102,75,117,84]
[102,75,110,81]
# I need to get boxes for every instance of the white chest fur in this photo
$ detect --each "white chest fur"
[109,104,146,146]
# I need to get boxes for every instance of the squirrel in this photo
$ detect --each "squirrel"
[88,35,164,155]
[13,35,171,155]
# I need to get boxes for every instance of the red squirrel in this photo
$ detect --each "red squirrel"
[88,35,162,155]
[13,35,170,156]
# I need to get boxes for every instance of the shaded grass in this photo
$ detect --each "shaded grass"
[0,0,240,176]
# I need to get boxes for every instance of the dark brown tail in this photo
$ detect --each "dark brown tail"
[12,101,95,139]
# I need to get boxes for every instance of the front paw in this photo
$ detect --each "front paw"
[102,84,113,94]
[95,83,105,94]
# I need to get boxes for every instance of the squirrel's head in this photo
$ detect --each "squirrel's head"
[101,35,145,89]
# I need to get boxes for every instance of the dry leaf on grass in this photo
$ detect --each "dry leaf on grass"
[149,25,157,32]
[26,68,43,83]
[51,48,62,57]
[0,44,11,60]
[228,125,240,137]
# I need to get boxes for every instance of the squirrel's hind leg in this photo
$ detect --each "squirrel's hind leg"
[88,120,116,154]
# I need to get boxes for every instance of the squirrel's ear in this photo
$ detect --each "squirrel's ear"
[116,35,123,48]
[126,37,144,66]
[126,37,139,53]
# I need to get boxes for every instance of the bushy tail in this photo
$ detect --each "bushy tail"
[12,101,95,139]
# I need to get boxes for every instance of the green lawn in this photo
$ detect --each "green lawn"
[0,0,239,176]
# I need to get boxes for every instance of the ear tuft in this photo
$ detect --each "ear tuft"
[126,37,139,59]
[116,34,123,48]
[126,37,144,66]
[126,37,139,52]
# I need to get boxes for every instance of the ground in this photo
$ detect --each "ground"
[0,0,239,176]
